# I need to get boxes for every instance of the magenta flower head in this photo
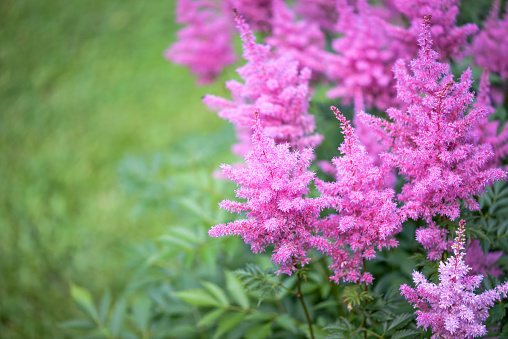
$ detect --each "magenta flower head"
[325,0,399,111]
[360,16,506,222]
[294,0,338,32]
[266,0,327,79]
[166,0,236,85]
[464,239,504,278]
[203,10,322,156]
[471,70,508,169]
[472,0,508,79]
[209,113,328,275]
[226,0,273,32]
[387,0,478,61]
[316,106,402,285]
[401,220,508,338]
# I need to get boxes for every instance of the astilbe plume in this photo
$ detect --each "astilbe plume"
[400,220,508,338]
[464,240,504,278]
[294,0,338,32]
[203,11,322,156]
[226,0,272,32]
[360,16,506,224]
[385,0,478,61]
[316,106,401,284]
[166,0,235,85]
[472,0,508,80]
[209,114,328,275]
[471,71,508,169]
[325,0,400,111]
[266,0,327,79]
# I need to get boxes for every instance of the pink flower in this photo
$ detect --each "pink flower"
[209,114,328,275]
[203,11,322,156]
[386,0,478,61]
[360,16,506,223]
[166,0,236,85]
[472,0,508,79]
[325,0,400,111]
[401,220,508,338]
[471,71,508,169]
[267,0,327,79]
[316,106,402,284]
[465,240,504,278]
[294,0,338,32]
[226,0,272,32]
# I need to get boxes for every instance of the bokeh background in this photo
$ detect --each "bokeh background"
[0,1,237,337]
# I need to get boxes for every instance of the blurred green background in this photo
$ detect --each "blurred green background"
[0,1,234,337]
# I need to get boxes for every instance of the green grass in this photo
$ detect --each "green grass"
[0,1,234,337]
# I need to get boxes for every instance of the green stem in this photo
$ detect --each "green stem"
[363,259,367,339]
[297,272,315,339]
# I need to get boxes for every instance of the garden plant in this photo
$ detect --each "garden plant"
[64,0,508,338]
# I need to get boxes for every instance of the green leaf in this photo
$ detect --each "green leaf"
[59,318,96,329]
[132,296,151,332]
[491,303,506,322]
[99,290,111,324]
[110,297,127,337]
[497,219,508,237]
[275,314,298,334]
[386,313,414,333]
[213,312,246,339]
[173,289,221,307]
[71,284,98,321]
[201,281,230,306]
[225,270,249,308]
[178,197,214,223]
[159,227,197,250]
[244,322,272,339]
[197,308,226,328]
[391,329,420,339]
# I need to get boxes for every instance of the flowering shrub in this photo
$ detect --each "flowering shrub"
[67,1,508,338]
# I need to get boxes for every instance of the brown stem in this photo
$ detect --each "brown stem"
[297,272,315,339]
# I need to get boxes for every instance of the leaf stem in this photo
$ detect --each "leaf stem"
[297,271,315,339]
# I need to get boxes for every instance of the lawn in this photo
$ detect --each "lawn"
[0,1,232,337]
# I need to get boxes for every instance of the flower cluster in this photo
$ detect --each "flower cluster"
[325,0,400,111]
[167,2,508,336]
[203,11,322,156]
[166,0,235,85]
[361,16,505,223]
[386,0,478,61]
[316,107,402,284]
[209,114,327,275]
[471,71,508,169]
[472,0,508,80]
[267,0,326,79]
[401,220,508,338]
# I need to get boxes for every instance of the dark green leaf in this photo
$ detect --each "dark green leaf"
[491,303,506,322]
[386,313,414,333]
[391,329,420,339]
